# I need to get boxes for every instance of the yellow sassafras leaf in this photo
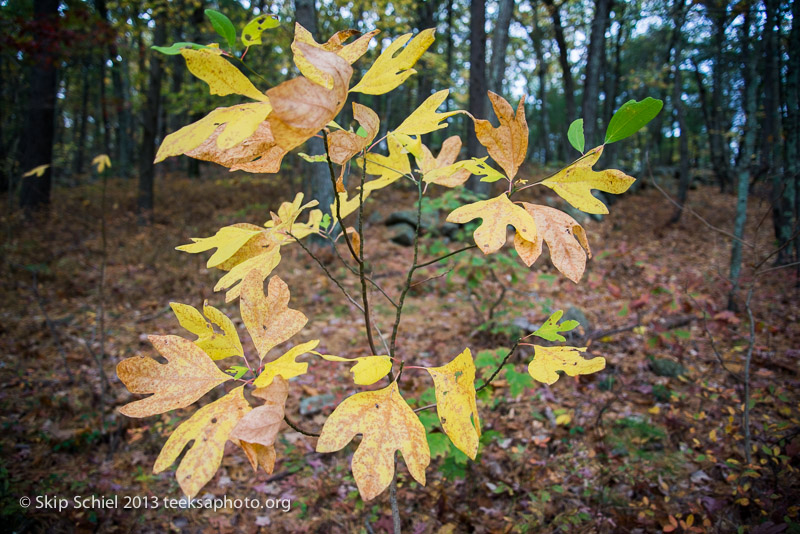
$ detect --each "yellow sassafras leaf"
[426,348,481,459]
[513,203,591,283]
[316,382,430,501]
[22,164,50,178]
[472,92,528,180]
[292,23,379,89]
[156,103,272,162]
[181,48,268,102]
[446,194,537,254]
[540,145,636,214]
[116,335,232,418]
[317,353,392,385]
[153,386,251,498]
[240,275,307,360]
[214,246,282,303]
[176,223,266,268]
[169,302,244,360]
[330,189,371,219]
[327,103,380,165]
[394,90,459,135]
[350,29,436,95]
[92,154,112,173]
[527,346,605,385]
[253,340,319,387]
[362,135,411,191]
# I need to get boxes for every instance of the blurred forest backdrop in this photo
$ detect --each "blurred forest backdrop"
[1,0,799,532]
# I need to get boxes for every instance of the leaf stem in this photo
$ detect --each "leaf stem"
[283,414,320,437]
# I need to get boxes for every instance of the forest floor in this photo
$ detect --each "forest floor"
[1,166,798,534]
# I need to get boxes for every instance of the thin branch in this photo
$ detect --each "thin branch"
[476,340,521,392]
[390,454,402,534]
[743,285,755,465]
[284,414,320,437]
[413,403,437,413]
[649,172,754,249]
[414,245,477,269]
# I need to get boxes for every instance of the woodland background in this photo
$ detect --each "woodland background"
[1,0,799,532]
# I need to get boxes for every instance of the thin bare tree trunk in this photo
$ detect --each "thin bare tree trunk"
[467,0,489,196]
[581,0,612,147]
[489,0,514,97]
[543,0,575,159]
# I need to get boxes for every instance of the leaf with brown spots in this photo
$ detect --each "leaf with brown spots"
[446,194,537,254]
[316,382,430,500]
[540,145,636,214]
[169,301,244,360]
[181,48,268,102]
[117,335,232,418]
[426,348,481,459]
[153,386,251,498]
[240,275,307,361]
[513,203,592,283]
[327,103,379,164]
[291,24,379,89]
[527,346,605,385]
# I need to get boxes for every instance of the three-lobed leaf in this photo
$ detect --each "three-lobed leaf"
[349,29,435,95]
[394,89,459,136]
[446,194,537,254]
[170,301,244,360]
[117,335,231,418]
[527,346,605,385]
[316,382,430,501]
[241,275,308,361]
[471,92,528,180]
[253,339,319,388]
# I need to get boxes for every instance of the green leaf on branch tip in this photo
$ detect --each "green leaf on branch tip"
[298,152,328,163]
[604,97,663,144]
[241,14,279,47]
[224,365,249,380]
[532,310,579,342]
[151,42,209,55]
[567,119,585,153]
[319,213,331,230]
[205,9,237,49]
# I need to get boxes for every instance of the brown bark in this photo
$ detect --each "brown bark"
[467,0,489,196]
[581,0,612,147]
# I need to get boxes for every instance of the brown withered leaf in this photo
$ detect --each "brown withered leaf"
[267,44,353,151]
[117,335,231,418]
[186,122,288,174]
[240,275,307,360]
[513,203,592,283]
[472,92,528,180]
[230,376,288,448]
[328,103,379,165]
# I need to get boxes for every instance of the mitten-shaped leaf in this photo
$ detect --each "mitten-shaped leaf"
[240,275,307,360]
[350,29,435,95]
[446,194,537,254]
[395,90,459,135]
[316,382,430,501]
[513,203,591,283]
[317,354,392,385]
[527,346,605,385]
[418,136,471,188]
[331,190,372,219]
[153,386,251,498]
[214,247,282,303]
[117,335,231,418]
[181,48,268,102]
[531,310,580,342]
[540,145,635,214]
[170,301,244,360]
[253,340,318,387]
[472,92,527,180]
[292,24,379,89]
[426,348,481,459]
[155,102,272,162]
[176,223,266,269]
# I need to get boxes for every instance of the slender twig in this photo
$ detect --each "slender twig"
[322,131,379,356]
[414,245,477,269]
[476,340,521,392]
[687,292,743,382]
[328,236,399,307]
[413,403,437,413]
[390,454,401,534]
[743,285,755,465]
[31,272,74,382]
[389,179,424,359]
[357,151,379,355]
[649,173,754,248]
[284,414,320,437]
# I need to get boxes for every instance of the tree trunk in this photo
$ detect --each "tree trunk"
[415,1,438,105]
[19,0,59,211]
[73,61,90,175]
[529,5,549,163]
[444,0,455,112]
[709,3,732,193]
[489,0,514,97]
[667,1,690,224]
[786,0,800,278]
[295,0,334,233]
[727,3,759,310]
[581,0,612,148]
[602,11,624,166]
[543,0,576,159]
[137,4,166,225]
[466,0,489,196]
